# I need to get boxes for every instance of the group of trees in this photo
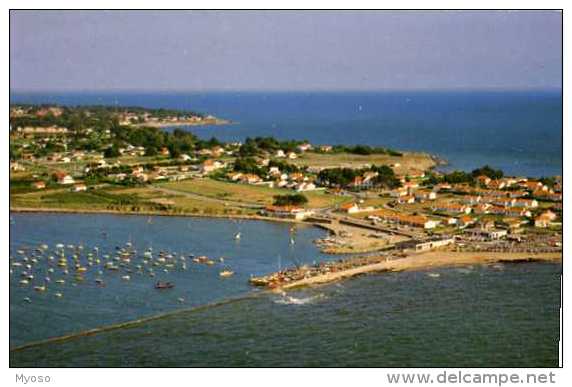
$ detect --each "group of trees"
[232,157,304,178]
[273,193,308,206]
[237,137,308,157]
[327,144,402,156]
[423,165,506,187]
[317,164,401,190]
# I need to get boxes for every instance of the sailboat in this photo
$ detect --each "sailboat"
[234,232,241,240]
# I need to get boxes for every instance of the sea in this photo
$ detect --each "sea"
[9,91,562,366]
[10,90,562,177]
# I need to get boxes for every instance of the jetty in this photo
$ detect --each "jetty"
[250,250,561,290]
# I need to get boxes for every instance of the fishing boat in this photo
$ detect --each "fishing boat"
[154,281,174,289]
[219,270,234,278]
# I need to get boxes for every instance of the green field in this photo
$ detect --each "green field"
[159,178,351,208]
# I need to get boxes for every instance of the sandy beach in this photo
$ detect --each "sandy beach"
[279,250,562,290]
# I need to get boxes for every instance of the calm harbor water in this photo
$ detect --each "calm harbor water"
[9,213,334,347]
[11,256,561,367]
[10,90,562,177]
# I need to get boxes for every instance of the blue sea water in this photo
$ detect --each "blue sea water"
[9,213,334,347]
[10,90,562,177]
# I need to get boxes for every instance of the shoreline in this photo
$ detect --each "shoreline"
[134,119,233,128]
[9,206,309,226]
[277,251,562,290]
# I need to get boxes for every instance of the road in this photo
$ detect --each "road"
[149,185,266,209]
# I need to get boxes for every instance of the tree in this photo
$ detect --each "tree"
[104,145,121,158]
[471,165,504,180]
[273,194,308,206]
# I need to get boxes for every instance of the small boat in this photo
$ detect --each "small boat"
[95,278,104,284]
[19,279,29,286]
[219,270,234,278]
[121,275,130,281]
[34,285,46,292]
[55,279,65,284]
[23,297,31,303]
[155,281,174,289]
[54,292,63,298]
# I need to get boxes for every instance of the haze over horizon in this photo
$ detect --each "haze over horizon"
[10,11,562,92]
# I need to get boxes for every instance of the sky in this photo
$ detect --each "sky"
[10,10,562,92]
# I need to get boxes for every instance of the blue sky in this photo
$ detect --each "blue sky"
[10,10,562,92]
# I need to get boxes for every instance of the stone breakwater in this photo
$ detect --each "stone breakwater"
[250,251,562,290]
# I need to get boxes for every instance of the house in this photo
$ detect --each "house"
[295,182,317,192]
[461,195,481,205]
[473,203,492,215]
[534,210,557,228]
[415,190,437,201]
[54,171,75,185]
[200,160,223,174]
[263,206,314,220]
[414,237,455,252]
[227,172,243,181]
[457,215,475,228]
[502,218,524,232]
[319,145,333,152]
[397,195,415,205]
[476,175,492,186]
[31,181,46,189]
[431,202,472,214]
[287,152,298,159]
[239,174,262,184]
[446,217,458,226]
[297,143,313,152]
[179,154,192,162]
[465,228,508,240]
[340,203,360,214]
[275,150,286,158]
[389,188,409,198]
[73,183,87,192]
[512,199,538,208]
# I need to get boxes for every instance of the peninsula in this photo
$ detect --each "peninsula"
[10,103,562,287]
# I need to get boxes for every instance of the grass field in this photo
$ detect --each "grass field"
[159,178,352,208]
[290,151,436,174]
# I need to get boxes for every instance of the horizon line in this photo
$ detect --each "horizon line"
[9,86,564,95]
